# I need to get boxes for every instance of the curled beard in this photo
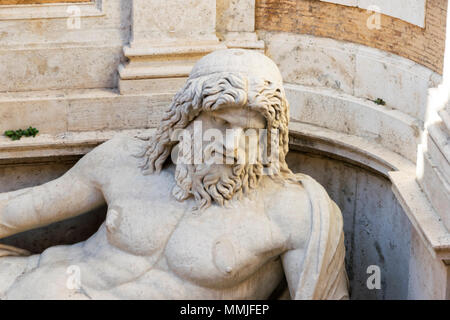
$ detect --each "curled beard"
[172,148,264,210]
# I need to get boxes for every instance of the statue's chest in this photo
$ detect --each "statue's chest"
[165,207,287,287]
[105,199,286,287]
[104,199,182,257]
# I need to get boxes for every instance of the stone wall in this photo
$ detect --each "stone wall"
[288,151,447,300]
[287,151,413,299]
[255,0,448,74]
[259,32,440,165]
[0,0,130,93]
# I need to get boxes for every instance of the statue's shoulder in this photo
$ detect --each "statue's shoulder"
[91,133,146,156]
[76,133,147,171]
[262,175,311,206]
[100,133,145,153]
[262,177,313,249]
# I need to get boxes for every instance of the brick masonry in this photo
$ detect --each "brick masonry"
[255,0,448,74]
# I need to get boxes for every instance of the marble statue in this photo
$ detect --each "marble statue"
[0,49,349,300]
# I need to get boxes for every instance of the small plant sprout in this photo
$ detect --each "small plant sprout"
[371,98,386,106]
[4,127,39,141]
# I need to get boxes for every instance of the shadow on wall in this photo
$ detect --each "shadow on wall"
[0,159,107,254]
[286,151,413,300]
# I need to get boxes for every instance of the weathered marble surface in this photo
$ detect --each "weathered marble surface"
[0,49,348,300]
[0,0,447,300]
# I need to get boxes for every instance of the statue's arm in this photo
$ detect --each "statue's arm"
[281,248,307,299]
[0,156,105,239]
[279,182,348,300]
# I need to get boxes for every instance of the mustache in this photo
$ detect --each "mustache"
[202,142,245,165]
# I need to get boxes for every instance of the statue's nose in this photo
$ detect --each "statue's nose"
[224,129,243,155]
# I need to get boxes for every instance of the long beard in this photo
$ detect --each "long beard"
[172,143,264,210]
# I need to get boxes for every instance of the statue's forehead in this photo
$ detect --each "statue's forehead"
[189,49,283,85]
[212,106,266,129]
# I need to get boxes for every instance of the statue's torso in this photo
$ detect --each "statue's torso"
[5,136,312,299]
[82,163,310,299]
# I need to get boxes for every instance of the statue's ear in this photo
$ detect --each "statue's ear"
[0,244,30,257]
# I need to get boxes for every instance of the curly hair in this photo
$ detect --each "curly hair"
[137,71,291,178]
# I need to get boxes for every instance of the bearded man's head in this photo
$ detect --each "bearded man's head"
[138,49,292,209]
